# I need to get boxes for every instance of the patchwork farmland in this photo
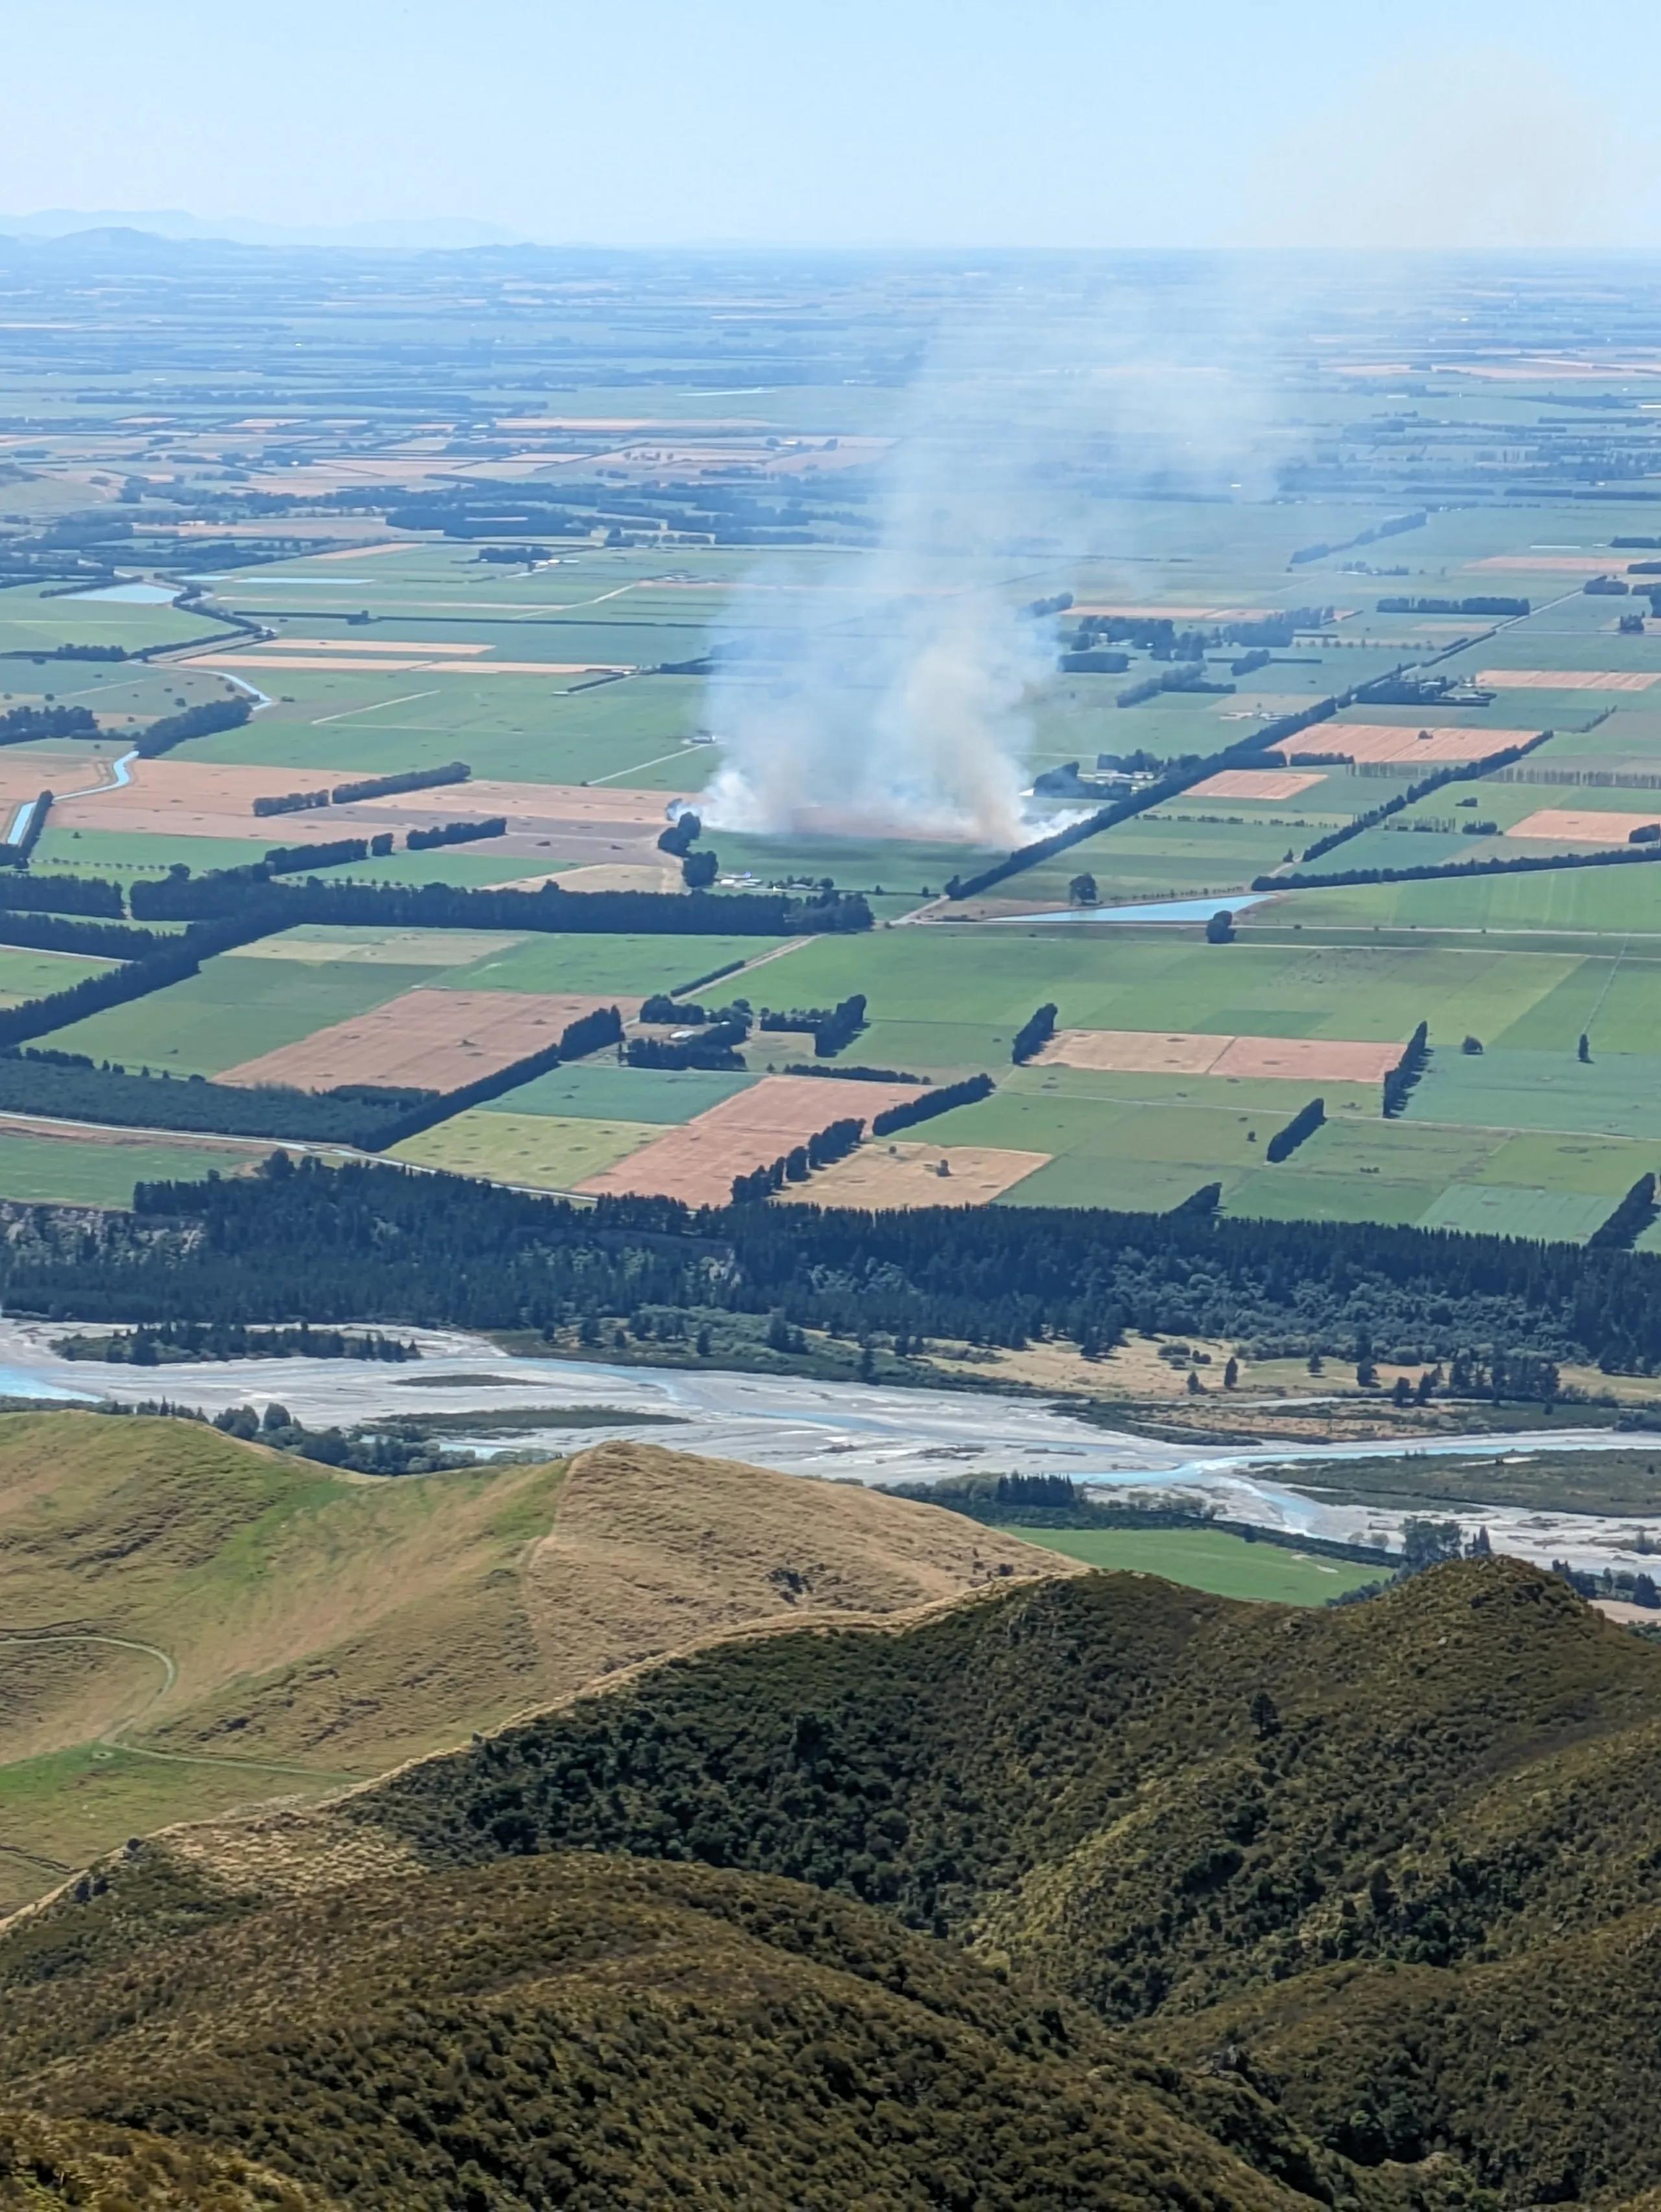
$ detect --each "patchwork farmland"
[2,254,1661,1251]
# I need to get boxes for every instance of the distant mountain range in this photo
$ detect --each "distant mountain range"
[0,208,528,250]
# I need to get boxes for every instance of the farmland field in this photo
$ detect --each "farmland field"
[1004,1526,1384,1604]
[2,245,1661,1244]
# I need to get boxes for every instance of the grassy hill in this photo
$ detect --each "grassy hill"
[0,1416,1070,1912]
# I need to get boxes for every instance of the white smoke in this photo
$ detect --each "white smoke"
[701,281,1290,847]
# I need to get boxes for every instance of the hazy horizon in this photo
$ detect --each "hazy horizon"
[3,0,1654,255]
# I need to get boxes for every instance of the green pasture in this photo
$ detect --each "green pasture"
[393,1110,655,1188]
[1415,1183,1614,1241]
[1015,813,1292,907]
[1005,1525,1383,1605]
[485,1062,756,1123]
[1407,1047,1661,1141]
[0,1130,265,1209]
[38,956,441,1075]
[1273,860,1661,935]
[773,925,1578,1055]
[180,666,716,790]
[329,849,562,890]
[0,583,215,656]
[712,827,997,899]
[35,828,278,879]
[1499,957,1661,1052]
[446,932,782,997]
[0,945,115,1003]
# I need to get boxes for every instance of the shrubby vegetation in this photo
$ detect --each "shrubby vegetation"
[55,1319,420,1363]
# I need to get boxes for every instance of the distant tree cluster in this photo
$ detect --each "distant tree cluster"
[1011,1004,1058,1065]
[1265,1097,1325,1163]
[406,815,507,851]
[0,704,96,746]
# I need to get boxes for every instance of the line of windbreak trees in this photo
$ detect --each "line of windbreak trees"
[254,762,471,816]
[945,690,1368,902]
[8,1150,1661,1380]
[1293,733,1553,866]
[1257,840,1661,895]
[728,1076,999,1197]
[126,871,871,935]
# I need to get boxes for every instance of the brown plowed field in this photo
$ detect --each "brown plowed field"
[1476,669,1661,691]
[775,1141,1049,1209]
[1189,769,1328,800]
[1281,724,1538,765]
[577,1073,929,1204]
[217,988,639,1095]
[1038,1028,1402,1082]
[1507,808,1661,844]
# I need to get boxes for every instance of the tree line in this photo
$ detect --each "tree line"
[730,1115,864,1203]
[945,690,1370,903]
[127,871,871,936]
[6,1152,1658,1379]
[1257,840,1661,895]
[1294,731,1552,866]
[134,697,252,757]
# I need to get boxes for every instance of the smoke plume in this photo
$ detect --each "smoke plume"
[701,287,1279,847]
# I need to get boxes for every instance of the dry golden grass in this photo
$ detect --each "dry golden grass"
[1508,808,1661,845]
[520,1439,1071,1701]
[775,1139,1050,1209]
[0,1420,1075,1912]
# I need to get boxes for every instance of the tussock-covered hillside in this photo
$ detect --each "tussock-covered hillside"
[0,1418,1067,1908]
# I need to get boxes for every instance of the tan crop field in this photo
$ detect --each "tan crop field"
[1283,724,1540,766]
[0,751,115,808]
[56,759,342,840]
[1507,808,1661,844]
[191,654,631,675]
[776,1139,1049,1209]
[1189,768,1328,800]
[1475,669,1661,691]
[1037,1028,1403,1082]
[217,987,637,1094]
[577,1073,930,1204]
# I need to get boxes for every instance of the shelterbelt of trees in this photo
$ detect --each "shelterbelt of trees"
[5,1151,1660,1376]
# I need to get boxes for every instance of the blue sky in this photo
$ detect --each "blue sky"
[3,0,1651,249]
